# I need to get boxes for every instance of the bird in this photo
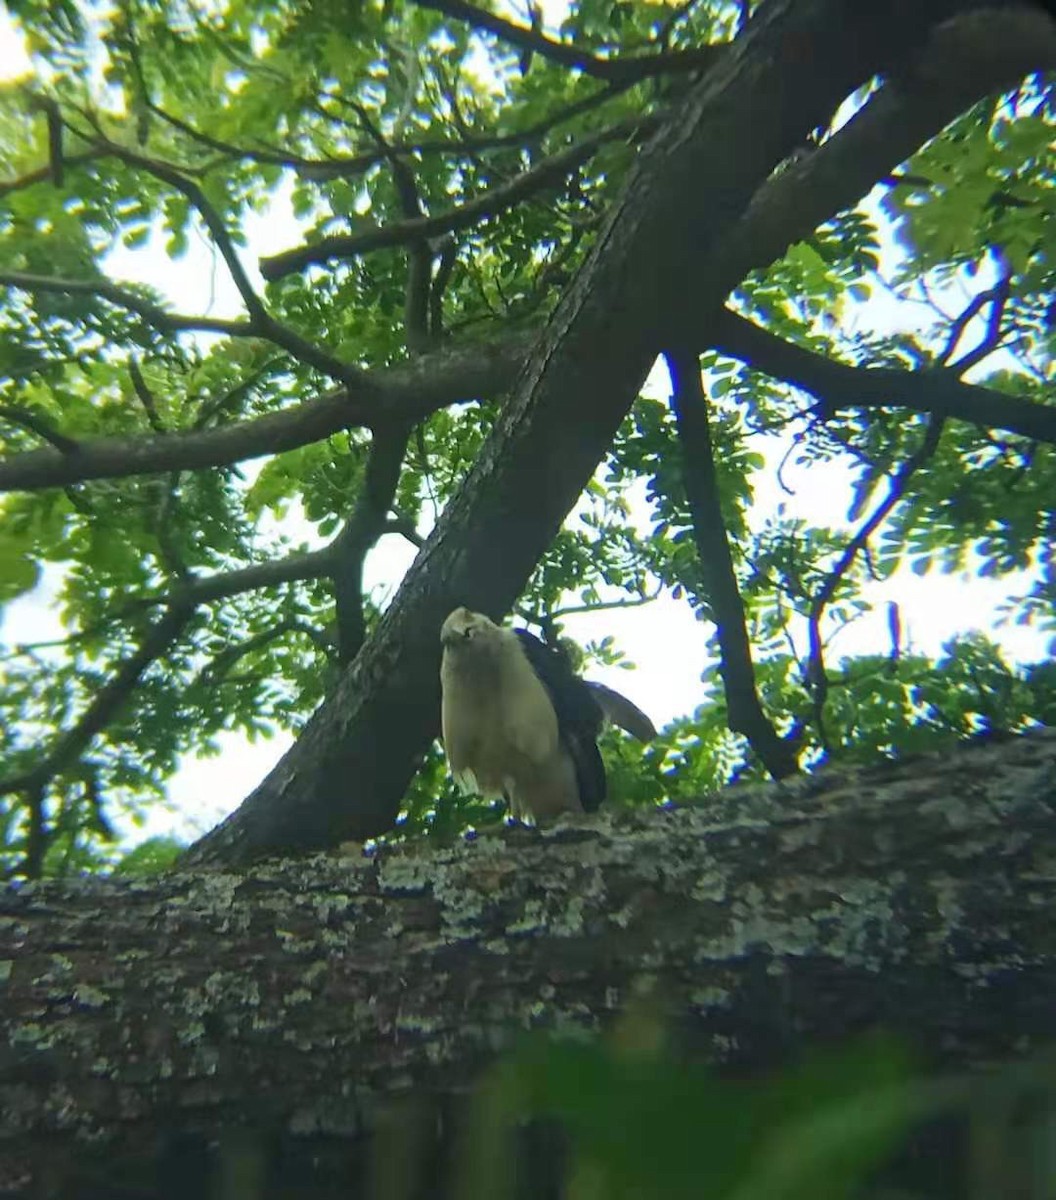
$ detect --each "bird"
[439,606,656,823]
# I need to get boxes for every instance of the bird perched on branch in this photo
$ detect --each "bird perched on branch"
[439,606,656,823]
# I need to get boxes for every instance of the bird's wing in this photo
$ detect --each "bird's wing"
[586,681,657,743]
[513,630,606,813]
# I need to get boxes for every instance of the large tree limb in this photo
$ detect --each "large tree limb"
[186,0,1007,866]
[0,334,531,493]
[711,308,1056,444]
[3,730,1056,1194]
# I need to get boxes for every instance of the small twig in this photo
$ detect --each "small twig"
[128,358,166,433]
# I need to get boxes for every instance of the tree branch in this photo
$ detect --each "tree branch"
[95,139,266,322]
[0,150,101,197]
[804,416,945,744]
[710,308,1056,444]
[701,4,1056,326]
[0,602,197,807]
[77,139,362,384]
[260,117,658,280]
[0,333,532,493]
[332,424,415,663]
[0,404,80,453]
[412,0,726,85]
[5,729,1056,1188]
[0,271,253,338]
[666,347,799,779]
[172,549,337,608]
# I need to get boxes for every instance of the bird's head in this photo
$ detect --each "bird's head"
[440,606,499,652]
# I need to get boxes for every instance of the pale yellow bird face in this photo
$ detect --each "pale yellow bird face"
[440,606,498,651]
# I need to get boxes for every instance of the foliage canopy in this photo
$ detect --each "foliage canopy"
[0,0,1054,875]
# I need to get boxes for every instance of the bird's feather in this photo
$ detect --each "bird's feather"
[512,629,606,813]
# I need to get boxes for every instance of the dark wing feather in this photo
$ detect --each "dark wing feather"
[513,629,606,812]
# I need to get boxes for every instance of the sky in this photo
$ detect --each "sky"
[0,4,1050,845]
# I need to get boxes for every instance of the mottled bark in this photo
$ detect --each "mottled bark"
[3,730,1056,1196]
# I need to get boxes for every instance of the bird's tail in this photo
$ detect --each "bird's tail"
[586,681,657,743]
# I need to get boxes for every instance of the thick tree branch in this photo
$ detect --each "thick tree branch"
[703,4,1056,319]
[412,0,726,85]
[666,348,799,778]
[260,117,659,281]
[0,334,532,493]
[5,730,1056,1193]
[710,308,1056,445]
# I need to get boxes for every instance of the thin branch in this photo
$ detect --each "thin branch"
[195,618,332,687]
[0,271,253,338]
[942,265,1012,374]
[0,405,80,454]
[519,586,662,622]
[411,0,726,85]
[192,357,285,430]
[385,514,427,548]
[332,423,414,663]
[176,548,337,608]
[710,309,1056,446]
[347,98,434,352]
[151,473,191,581]
[666,347,798,780]
[96,139,265,322]
[0,601,197,803]
[79,137,362,385]
[429,236,458,340]
[0,150,101,197]
[0,332,531,493]
[128,358,166,433]
[805,415,946,746]
[260,116,658,280]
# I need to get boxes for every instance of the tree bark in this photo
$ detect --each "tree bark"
[4,729,1056,1196]
[181,0,1043,866]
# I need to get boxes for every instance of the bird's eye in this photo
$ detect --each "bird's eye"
[463,628,473,639]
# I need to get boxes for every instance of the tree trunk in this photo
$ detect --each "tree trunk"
[182,0,1030,866]
[5,730,1056,1197]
